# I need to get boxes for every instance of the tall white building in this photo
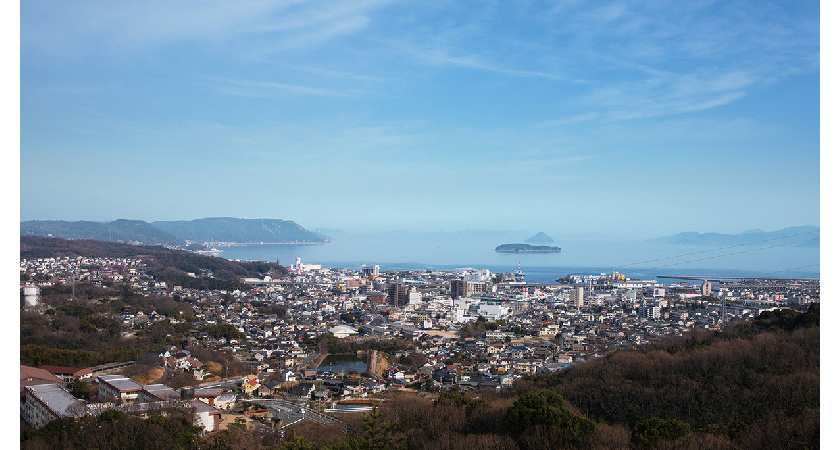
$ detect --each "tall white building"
[290,258,321,273]
[642,305,661,320]
[461,268,491,282]
[571,286,585,307]
[408,291,421,305]
[23,285,40,307]
[360,264,380,277]
[478,303,510,321]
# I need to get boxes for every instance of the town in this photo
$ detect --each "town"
[20,254,820,436]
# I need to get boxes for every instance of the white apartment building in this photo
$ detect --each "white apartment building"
[22,384,87,429]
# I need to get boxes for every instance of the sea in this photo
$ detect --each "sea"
[213,231,820,283]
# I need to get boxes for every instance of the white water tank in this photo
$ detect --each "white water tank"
[23,285,40,307]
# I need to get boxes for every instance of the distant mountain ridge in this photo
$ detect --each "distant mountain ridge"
[20,219,184,246]
[152,217,330,243]
[20,217,330,246]
[524,231,554,244]
[649,226,819,247]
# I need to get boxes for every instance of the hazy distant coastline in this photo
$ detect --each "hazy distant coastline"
[648,225,819,247]
[20,217,330,247]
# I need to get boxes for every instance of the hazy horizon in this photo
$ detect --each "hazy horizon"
[17,216,820,243]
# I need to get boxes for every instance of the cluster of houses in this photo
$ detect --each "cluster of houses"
[21,255,819,432]
[20,256,147,286]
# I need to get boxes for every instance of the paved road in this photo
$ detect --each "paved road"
[298,352,320,369]
[197,377,244,388]
[250,399,339,426]
[370,350,378,376]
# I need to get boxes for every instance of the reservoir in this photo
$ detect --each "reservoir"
[318,354,367,375]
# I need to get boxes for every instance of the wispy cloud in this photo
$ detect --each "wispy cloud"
[583,70,757,121]
[207,77,367,98]
[22,0,391,55]
[414,49,563,80]
[536,69,757,126]
[520,1,817,122]
[278,64,395,83]
[247,14,373,55]
[536,113,600,127]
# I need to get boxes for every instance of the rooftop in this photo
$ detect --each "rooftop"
[27,384,86,418]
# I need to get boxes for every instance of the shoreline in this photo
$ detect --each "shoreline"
[306,352,328,370]
[495,250,562,253]
[215,241,330,247]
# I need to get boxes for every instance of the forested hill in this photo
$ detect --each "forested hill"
[21,217,330,245]
[516,304,819,448]
[20,219,184,246]
[20,236,287,291]
[151,217,330,243]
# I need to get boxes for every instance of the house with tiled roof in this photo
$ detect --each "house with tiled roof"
[38,365,94,388]
[288,382,315,400]
[194,387,224,406]
[257,384,272,397]
[163,352,205,379]
[20,365,64,399]
[242,378,260,395]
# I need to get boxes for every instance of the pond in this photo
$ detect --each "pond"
[318,354,367,374]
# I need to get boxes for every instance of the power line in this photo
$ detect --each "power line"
[757,264,820,278]
[643,237,820,270]
[614,230,819,269]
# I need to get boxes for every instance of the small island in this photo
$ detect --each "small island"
[495,243,561,253]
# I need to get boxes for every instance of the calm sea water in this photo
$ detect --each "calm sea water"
[216,232,819,283]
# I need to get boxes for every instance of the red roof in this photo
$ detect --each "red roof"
[39,365,92,377]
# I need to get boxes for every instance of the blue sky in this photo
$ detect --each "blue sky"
[19,0,820,237]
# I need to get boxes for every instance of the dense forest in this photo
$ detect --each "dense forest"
[22,409,202,450]
[21,235,287,290]
[514,304,820,448]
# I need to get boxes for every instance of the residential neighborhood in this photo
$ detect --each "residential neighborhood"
[20,255,819,434]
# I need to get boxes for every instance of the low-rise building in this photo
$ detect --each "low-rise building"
[38,365,94,388]
[22,384,87,429]
[98,375,143,402]
[139,384,181,403]
[20,365,64,399]
[188,399,223,434]
[328,324,359,338]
